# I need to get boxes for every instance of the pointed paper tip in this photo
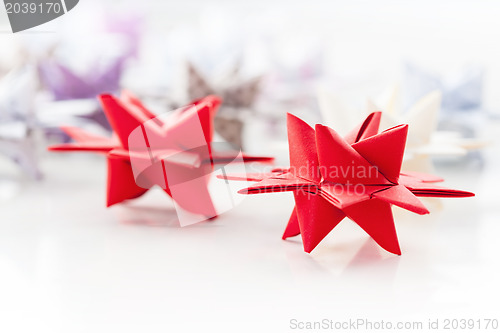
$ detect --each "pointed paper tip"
[205,94,222,107]
[314,123,326,131]
[287,112,300,123]
[98,93,118,111]
[98,93,114,102]
[415,196,431,215]
[378,239,401,256]
[282,230,300,240]
[301,234,320,254]
[106,198,117,208]
[282,226,301,240]
[419,207,431,215]
[287,113,316,141]
[383,123,408,135]
[314,123,337,138]
[384,241,402,256]
[106,186,125,207]
[345,111,383,144]
[303,243,314,254]
[190,94,223,128]
[460,191,475,198]
[193,94,222,110]
[287,112,312,128]
[370,111,383,130]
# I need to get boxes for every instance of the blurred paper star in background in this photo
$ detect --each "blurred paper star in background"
[0,65,42,180]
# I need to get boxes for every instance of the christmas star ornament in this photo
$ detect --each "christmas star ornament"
[402,62,485,122]
[38,58,124,101]
[318,86,488,173]
[219,112,474,255]
[49,91,273,223]
[36,52,129,133]
[0,65,42,180]
[367,86,488,172]
[187,62,261,149]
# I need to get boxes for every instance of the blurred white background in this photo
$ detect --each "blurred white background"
[1,0,500,109]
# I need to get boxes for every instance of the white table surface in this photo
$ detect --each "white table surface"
[0,122,499,333]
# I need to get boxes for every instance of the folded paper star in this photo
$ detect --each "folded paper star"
[37,54,128,133]
[38,58,125,101]
[0,65,42,179]
[318,86,488,173]
[367,86,488,172]
[219,112,474,255]
[187,62,261,149]
[403,62,483,114]
[33,1,140,100]
[402,62,487,136]
[49,91,273,220]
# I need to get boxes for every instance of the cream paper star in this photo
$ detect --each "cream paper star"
[318,85,488,174]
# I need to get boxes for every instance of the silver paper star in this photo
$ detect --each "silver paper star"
[0,65,42,179]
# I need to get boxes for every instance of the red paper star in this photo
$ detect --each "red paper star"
[49,91,273,219]
[219,112,474,255]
